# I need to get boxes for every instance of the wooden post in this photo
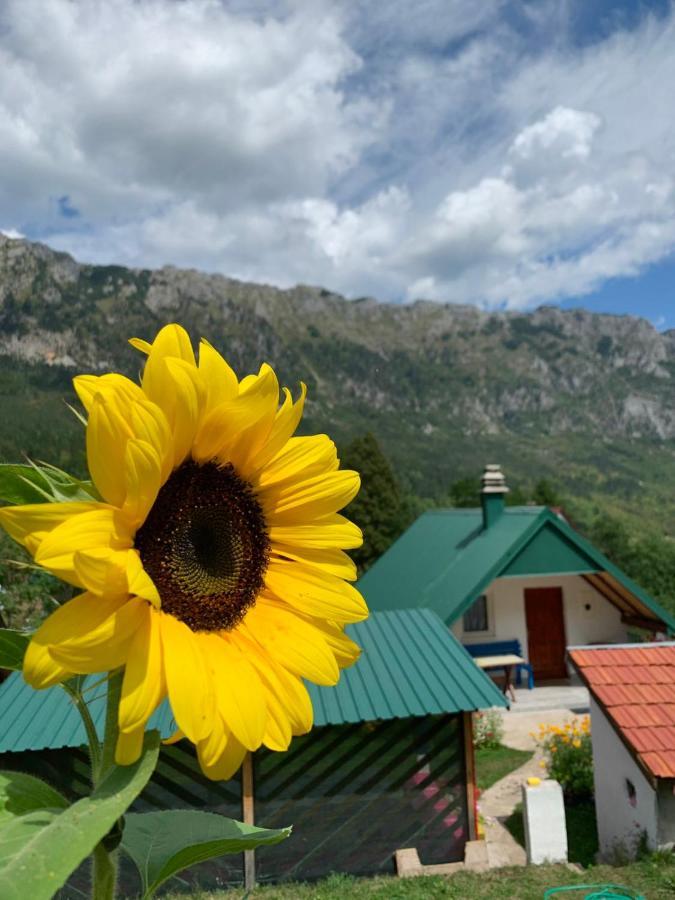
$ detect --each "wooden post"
[463,711,478,840]
[242,751,255,890]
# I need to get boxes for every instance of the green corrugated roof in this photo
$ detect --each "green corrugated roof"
[359,506,675,633]
[0,609,506,754]
[359,507,544,621]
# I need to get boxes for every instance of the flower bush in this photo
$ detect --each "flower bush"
[534,716,593,801]
[473,709,504,749]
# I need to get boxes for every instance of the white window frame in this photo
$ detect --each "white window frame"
[460,592,495,639]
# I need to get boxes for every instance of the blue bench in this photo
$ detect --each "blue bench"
[464,639,534,690]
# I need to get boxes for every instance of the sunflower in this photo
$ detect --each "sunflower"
[0,325,367,779]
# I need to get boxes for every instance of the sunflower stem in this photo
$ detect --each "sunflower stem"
[62,681,102,785]
[100,668,123,778]
[92,843,116,900]
[91,668,124,900]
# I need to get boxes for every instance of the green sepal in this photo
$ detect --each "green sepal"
[0,462,97,505]
[0,731,160,900]
[0,629,29,671]
[121,809,291,898]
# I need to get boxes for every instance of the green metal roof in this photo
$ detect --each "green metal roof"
[0,609,506,755]
[359,506,675,633]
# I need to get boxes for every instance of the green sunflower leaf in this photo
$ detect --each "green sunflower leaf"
[120,809,291,898]
[0,771,68,824]
[0,463,97,506]
[0,731,160,900]
[0,629,29,670]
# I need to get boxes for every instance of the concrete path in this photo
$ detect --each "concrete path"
[510,683,589,715]
[480,753,540,867]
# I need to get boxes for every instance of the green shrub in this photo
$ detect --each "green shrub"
[537,716,594,801]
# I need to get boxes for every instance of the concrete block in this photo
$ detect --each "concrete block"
[463,839,490,872]
[395,847,422,877]
[522,779,568,865]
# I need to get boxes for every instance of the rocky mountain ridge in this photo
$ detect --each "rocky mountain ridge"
[2,234,675,529]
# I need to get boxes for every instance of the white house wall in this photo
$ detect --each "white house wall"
[590,697,658,859]
[454,574,629,672]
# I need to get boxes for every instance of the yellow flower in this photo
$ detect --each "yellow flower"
[572,738,581,749]
[551,746,557,753]
[539,760,547,769]
[0,325,367,779]
[562,736,570,744]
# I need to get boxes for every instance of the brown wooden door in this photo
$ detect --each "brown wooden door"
[524,587,567,680]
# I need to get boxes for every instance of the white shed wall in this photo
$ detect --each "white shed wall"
[590,697,658,860]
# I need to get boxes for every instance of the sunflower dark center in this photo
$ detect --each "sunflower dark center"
[135,460,270,632]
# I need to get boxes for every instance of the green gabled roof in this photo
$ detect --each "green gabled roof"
[0,609,506,755]
[359,507,675,633]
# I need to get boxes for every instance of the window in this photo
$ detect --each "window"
[625,778,637,808]
[463,595,489,633]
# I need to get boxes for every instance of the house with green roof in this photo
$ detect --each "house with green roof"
[360,466,675,682]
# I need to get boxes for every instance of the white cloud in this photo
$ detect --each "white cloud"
[2,0,675,309]
[0,228,24,240]
[510,107,601,163]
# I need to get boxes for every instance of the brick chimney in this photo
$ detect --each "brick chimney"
[481,464,509,529]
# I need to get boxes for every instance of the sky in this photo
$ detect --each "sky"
[2,0,675,327]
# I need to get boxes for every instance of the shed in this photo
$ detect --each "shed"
[0,608,506,891]
[569,642,675,860]
[361,466,675,681]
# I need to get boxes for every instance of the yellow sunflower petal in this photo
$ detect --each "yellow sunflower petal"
[138,324,196,377]
[125,551,161,607]
[193,364,278,467]
[160,613,212,743]
[301,617,362,669]
[0,501,103,554]
[119,605,165,733]
[264,559,367,623]
[73,373,145,414]
[73,548,129,595]
[269,514,363,550]
[35,507,133,584]
[243,599,339,686]
[198,339,238,414]
[129,337,152,355]
[203,634,266,751]
[49,597,145,671]
[162,729,186,746]
[23,642,72,690]
[129,399,174,485]
[86,392,134,507]
[270,545,357,581]
[234,631,314,738]
[256,434,338,489]
[263,470,360,524]
[246,383,306,476]
[24,593,136,682]
[142,357,204,468]
[196,715,229,768]
[122,438,162,527]
[71,547,159,606]
[198,732,247,782]
[115,726,145,765]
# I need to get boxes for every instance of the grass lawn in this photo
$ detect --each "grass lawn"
[171,853,675,899]
[506,799,599,867]
[475,744,533,792]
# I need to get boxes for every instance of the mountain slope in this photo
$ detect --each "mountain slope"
[2,234,675,531]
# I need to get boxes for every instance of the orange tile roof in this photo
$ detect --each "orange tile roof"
[569,643,675,779]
